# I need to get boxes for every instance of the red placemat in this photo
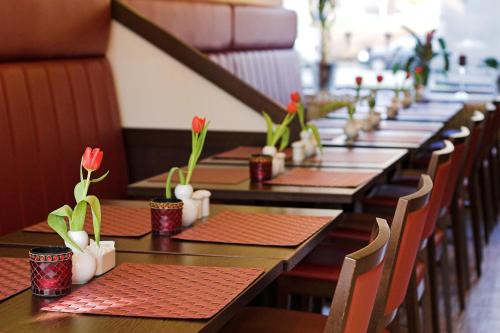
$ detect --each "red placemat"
[0,258,30,302]
[309,149,396,164]
[265,168,378,188]
[24,206,151,237]
[214,146,292,160]
[173,211,333,247]
[149,167,249,185]
[42,263,263,319]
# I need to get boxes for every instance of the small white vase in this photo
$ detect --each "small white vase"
[300,130,316,157]
[72,248,97,284]
[175,184,198,227]
[275,152,286,174]
[292,141,306,163]
[415,85,425,102]
[66,230,89,253]
[262,145,277,157]
[387,97,400,119]
[344,119,359,141]
[402,91,412,108]
[368,108,381,130]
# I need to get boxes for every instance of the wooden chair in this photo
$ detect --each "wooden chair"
[275,175,432,332]
[219,218,390,333]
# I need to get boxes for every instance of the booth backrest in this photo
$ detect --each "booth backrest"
[124,0,301,106]
[0,0,128,235]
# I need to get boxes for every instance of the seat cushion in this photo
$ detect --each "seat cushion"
[363,184,417,208]
[0,58,128,235]
[329,228,371,242]
[219,307,327,333]
[283,263,341,282]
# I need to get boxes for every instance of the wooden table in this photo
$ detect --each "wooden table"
[319,128,435,150]
[201,147,408,170]
[0,201,343,272]
[127,164,385,206]
[0,246,282,333]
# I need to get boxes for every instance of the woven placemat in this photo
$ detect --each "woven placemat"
[214,146,292,160]
[173,211,332,247]
[149,167,249,185]
[24,206,151,237]
[264,168,378,188]
[42,263,263,319]
[309,150,397,164]
[0,258,30,302]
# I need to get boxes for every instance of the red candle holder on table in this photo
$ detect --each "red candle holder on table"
[249,154,273,182]
[150,198,184,235]
[29,247,72,297]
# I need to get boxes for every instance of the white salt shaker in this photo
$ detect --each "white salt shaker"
[192,190,211,217]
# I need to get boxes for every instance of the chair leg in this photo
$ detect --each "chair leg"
[426,240,441,333]
[489,151,500,218]
[469,173,483,278]
[450,198,471,292]
[479,160,495,243]
[276,277,290,309]
[405,271,421,333]
[438,235,454,333]
[421,260,434,333]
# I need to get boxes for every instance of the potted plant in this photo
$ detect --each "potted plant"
[47,147,109,284]
[310,0,336,92]
[344,104,358,141]
[364,74,383,131]
[413,66,425,102]
[262,106,296,175]
[483,57,500,93]
[290,91,323,158]
[403,28,450,88]
[162,116,209,228]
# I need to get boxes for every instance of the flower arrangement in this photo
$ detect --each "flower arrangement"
[355,76,363,101]
[48,147,109,252]
[262,106,296,152]
[368,74,384,109]
[347,104,356,120]
[403,27,449,86]
[165,116,209,199]
[290,91,323,152]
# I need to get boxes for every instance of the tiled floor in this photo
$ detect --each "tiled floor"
[454,225,500,332]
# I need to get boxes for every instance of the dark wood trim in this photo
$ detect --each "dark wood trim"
[111,0,294,129]
[123,128,267,182]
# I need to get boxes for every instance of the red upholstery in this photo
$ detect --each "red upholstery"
[0,0,110,61]
[233,6,297,50]
[329,228,371,242]
[0,2,128,235]
[123,0,232,52]
[284,264,341,282]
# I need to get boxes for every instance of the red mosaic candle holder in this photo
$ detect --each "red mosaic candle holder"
[150,198,184,235]
[249,154,273,182]
[29,247,72,297]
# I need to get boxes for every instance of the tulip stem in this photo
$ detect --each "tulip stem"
[83,170,92,198]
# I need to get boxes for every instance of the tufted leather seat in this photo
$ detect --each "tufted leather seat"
[0,0,128,235]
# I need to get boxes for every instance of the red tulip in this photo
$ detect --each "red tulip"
[290,91,301,103]
[415,66,424,75]
[355,76,363,86]
[192,116,206,134]
[82,147,103,172]
[376,74,384,83]
[287,102,298,114]
[425,30,435,44]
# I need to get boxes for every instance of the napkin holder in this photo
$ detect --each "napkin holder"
[88,240,116,276]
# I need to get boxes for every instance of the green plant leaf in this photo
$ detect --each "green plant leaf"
[80,157,84,182]
[307,123,323,152]
[90,170,109,183]
[402,26,423,48]
[484,57,499,69]
[165,166,184,198]
[48,214,82,252]
[70,200,87,231]
[279,127,290,151]
[438,37,447,51]
[74,180,86,203]
[297,104,306,130]
[86,195,101,246]
[391,62,400,74]
[262,112,275,146]
[404,56,415,72]
[51,205,73,219]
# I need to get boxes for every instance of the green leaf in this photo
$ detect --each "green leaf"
[262,112,275,146]
[438,37,447,51]
[404,56,415,72]
[86,195,101,246]
[279,127,290,151]
[90,170,109,183]
[307,124,323,152]
[166,166,184,198]
[80,157,84,182]
[484,58,499,69]
[70,200,87,231]
[48,214,82,252]
[391,62,400,74]
[51,205,73,219]
[402,26,423,48]
[297,104,306,130]
[74,180,86,202]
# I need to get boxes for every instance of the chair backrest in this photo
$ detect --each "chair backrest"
[463,111,485,179]
[368,175,433,331]
[442,126,470,208]
[0,0,128,235]
[325,218,390,333]
[421,140,454,239]
[477,103,498,161]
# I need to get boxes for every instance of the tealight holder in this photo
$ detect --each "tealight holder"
[150,198,184,235]
[249,154,273,182]
[29,246,72,297]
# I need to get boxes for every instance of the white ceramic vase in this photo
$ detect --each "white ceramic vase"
[262,145,277,157]
[344,119,359,141]
[402,91,412,108]
[72,248,97,284]
[387,97,400,119]
[275,152,286,174]
[300,130,316,157]
[66,230,89,253]
[292,140,306,163]
[175,184,198,227]
[368,108,381,130]
[415,85,425,102]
